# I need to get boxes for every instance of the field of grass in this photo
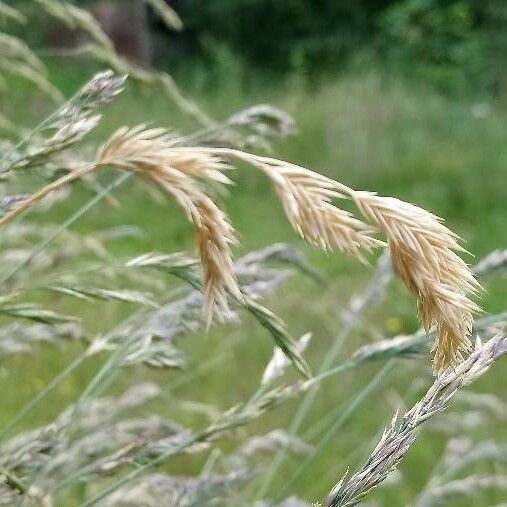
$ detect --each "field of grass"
[2,64,506,505]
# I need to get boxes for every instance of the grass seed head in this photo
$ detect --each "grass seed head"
[351,191,481,372]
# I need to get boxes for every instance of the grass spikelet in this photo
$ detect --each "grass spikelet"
[207,150,384,260]
[1,70,125,174]
[324,334,507,507]
[228,104,296,139]
[193,198,239,323]
[96,126,241,323]
[247,156,382,259]
[349,191,481,372]
[0,126,240,325]
[57,69,126,124]
[180,103,296,151]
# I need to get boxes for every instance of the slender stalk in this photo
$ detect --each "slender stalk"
[79,343,384,506]
[0,354,86,442]
[0,173,130,288]
[0,110,59,172]
[278,360,394,500]
[0,165,97,228]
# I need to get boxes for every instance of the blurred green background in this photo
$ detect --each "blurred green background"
[1,1,507,505]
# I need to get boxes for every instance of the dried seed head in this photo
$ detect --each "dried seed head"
[251,157,384,259]
[55,70,126,130]
[194,149,384,260]
[1,116,484,374]
[97,126,241,323]
[352,192,481,372]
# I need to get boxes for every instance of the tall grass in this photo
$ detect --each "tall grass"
[0,2,506,506]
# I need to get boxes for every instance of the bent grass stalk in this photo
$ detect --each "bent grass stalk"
[254,253,392,499]
[79,351,387,506]
[278,360,395,500]
[0,127,480,372]
[323,334,507,507]
[0,173,131,289]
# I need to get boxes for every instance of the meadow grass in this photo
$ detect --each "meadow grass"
[1,64,506,505]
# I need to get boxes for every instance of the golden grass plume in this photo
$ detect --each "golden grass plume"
[0,126,481,371]
[225,151,384,259]
[96,126,242,324]
[349,191,481,372]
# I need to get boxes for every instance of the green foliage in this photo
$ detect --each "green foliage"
[380,0,507,93]
[7,0,507,93]
[176,0,507,93]
[177,0,389,72]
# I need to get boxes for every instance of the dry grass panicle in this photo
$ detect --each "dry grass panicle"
[0,125,241,325]
[97,126,241,323]
[349,191,481,372]
[231,152,384,259]
[1,7,503,504]
[0,118,481,371]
